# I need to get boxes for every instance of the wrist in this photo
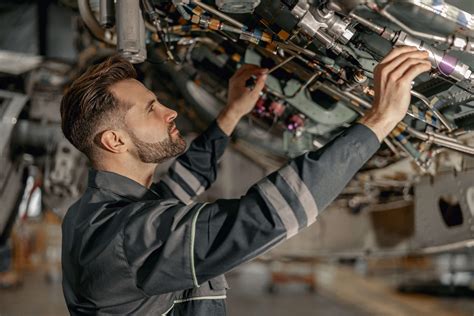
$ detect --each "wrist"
[216,106,244,136]
[223,103,246,120]
[358,112,398,142]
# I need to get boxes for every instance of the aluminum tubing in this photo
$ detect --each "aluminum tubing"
[116,0,146,63]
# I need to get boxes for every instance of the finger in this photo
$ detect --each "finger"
[380,46,418,65]
[238,63,260,70]
[234,64,261,76]
[232,70,268,89]
[399,61,432,84]
[380,50,429,72]
[231,64,258,80]
[377,51,429,87]
[387,58,431,82]
[235,67,268,81]
[250,74,267,97]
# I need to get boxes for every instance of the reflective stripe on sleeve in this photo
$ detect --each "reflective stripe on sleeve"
[173,161,205,195]
[161,175,193,205]
[257,179,299,238]
[190,203,208,288]
[278,165,319,225]
[162,295,227,315]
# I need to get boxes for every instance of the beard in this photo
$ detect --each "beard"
[128,123,186,163]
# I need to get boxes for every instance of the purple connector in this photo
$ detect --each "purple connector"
[438,54,458,76]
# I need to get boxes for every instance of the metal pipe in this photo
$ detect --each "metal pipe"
[378,8,447,43]
[377,6,474,54]
[117,0,146,63]
[267,55,297,75]
[390,135,414,157]
[349,12,384,34]
[426,130,460,143]
[402,123,474,155]
[323,82,447,132]
[78,0,115,45]
[426,135,474,154]
[314,29,343,55]
[391,126,422,159]
[382,137,400,157]
[276,42,317,58]
[318,83,368,114]
[410,90,453,131]
[319,83,474,157]
[350,12,473,81]
[352,13,464,130]
[100,0,115,29]
[406,105,440,128]
[192,0,244,29]
[176,4,191,20]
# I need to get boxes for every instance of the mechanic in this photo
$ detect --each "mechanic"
[60,46,431,315]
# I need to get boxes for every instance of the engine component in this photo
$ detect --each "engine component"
[116,0,146,63]
[395,32,472,81]
[253,94,286,121]
[380,0,474,50]
[414,169,474,250]
[215,0,261,14]
[350,13,473,81]
[290,1,348,40]
[0,90,28,242]
[99,0,115,29]
[327,0,369,14]
[78,0,115,45]
[0,90,28,182]
[77,0,474,170]
[286,114,305,131]
[61,0,474,256]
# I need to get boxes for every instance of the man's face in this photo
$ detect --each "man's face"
[110,79,186,163]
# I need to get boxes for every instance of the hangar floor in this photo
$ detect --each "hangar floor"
[0,260,473,316]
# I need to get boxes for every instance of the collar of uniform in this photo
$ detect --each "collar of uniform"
[87,169,161,201]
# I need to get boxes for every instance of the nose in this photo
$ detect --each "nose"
[164,107,178,123]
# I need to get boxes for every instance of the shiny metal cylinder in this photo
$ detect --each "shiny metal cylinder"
[194,0,244,28]
[322,10,354,44]
[314,29,343,54]
[215,0,261,13]
[405,126,474,155]
[100,0,115,29]
[116,0,147,63]
[395,32,471,81]
[297,8,325,38]
[349,13,472,81]
[327,0,372,14]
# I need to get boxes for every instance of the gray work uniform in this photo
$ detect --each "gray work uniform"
[61,121,380,315]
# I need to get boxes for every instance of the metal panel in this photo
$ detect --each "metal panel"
[0,90,27,239]
[412,169,474,251]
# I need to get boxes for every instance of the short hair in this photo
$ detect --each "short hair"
[60,55,137,159]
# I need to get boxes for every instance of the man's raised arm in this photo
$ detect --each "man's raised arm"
[122,47,432,295]
[152,64,268,204]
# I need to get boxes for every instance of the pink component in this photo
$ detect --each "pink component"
[269,101,285,117]
[286,114,304,131]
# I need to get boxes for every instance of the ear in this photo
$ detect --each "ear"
[99,130,128,154]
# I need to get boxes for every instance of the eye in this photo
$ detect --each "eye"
[148,104,155,113]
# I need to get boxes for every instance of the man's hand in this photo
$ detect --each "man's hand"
[217,64,268,136]
[359,46,432,141]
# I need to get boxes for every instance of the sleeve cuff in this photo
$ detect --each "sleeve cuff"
[350,123,381,157]
[206,120,230,140]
